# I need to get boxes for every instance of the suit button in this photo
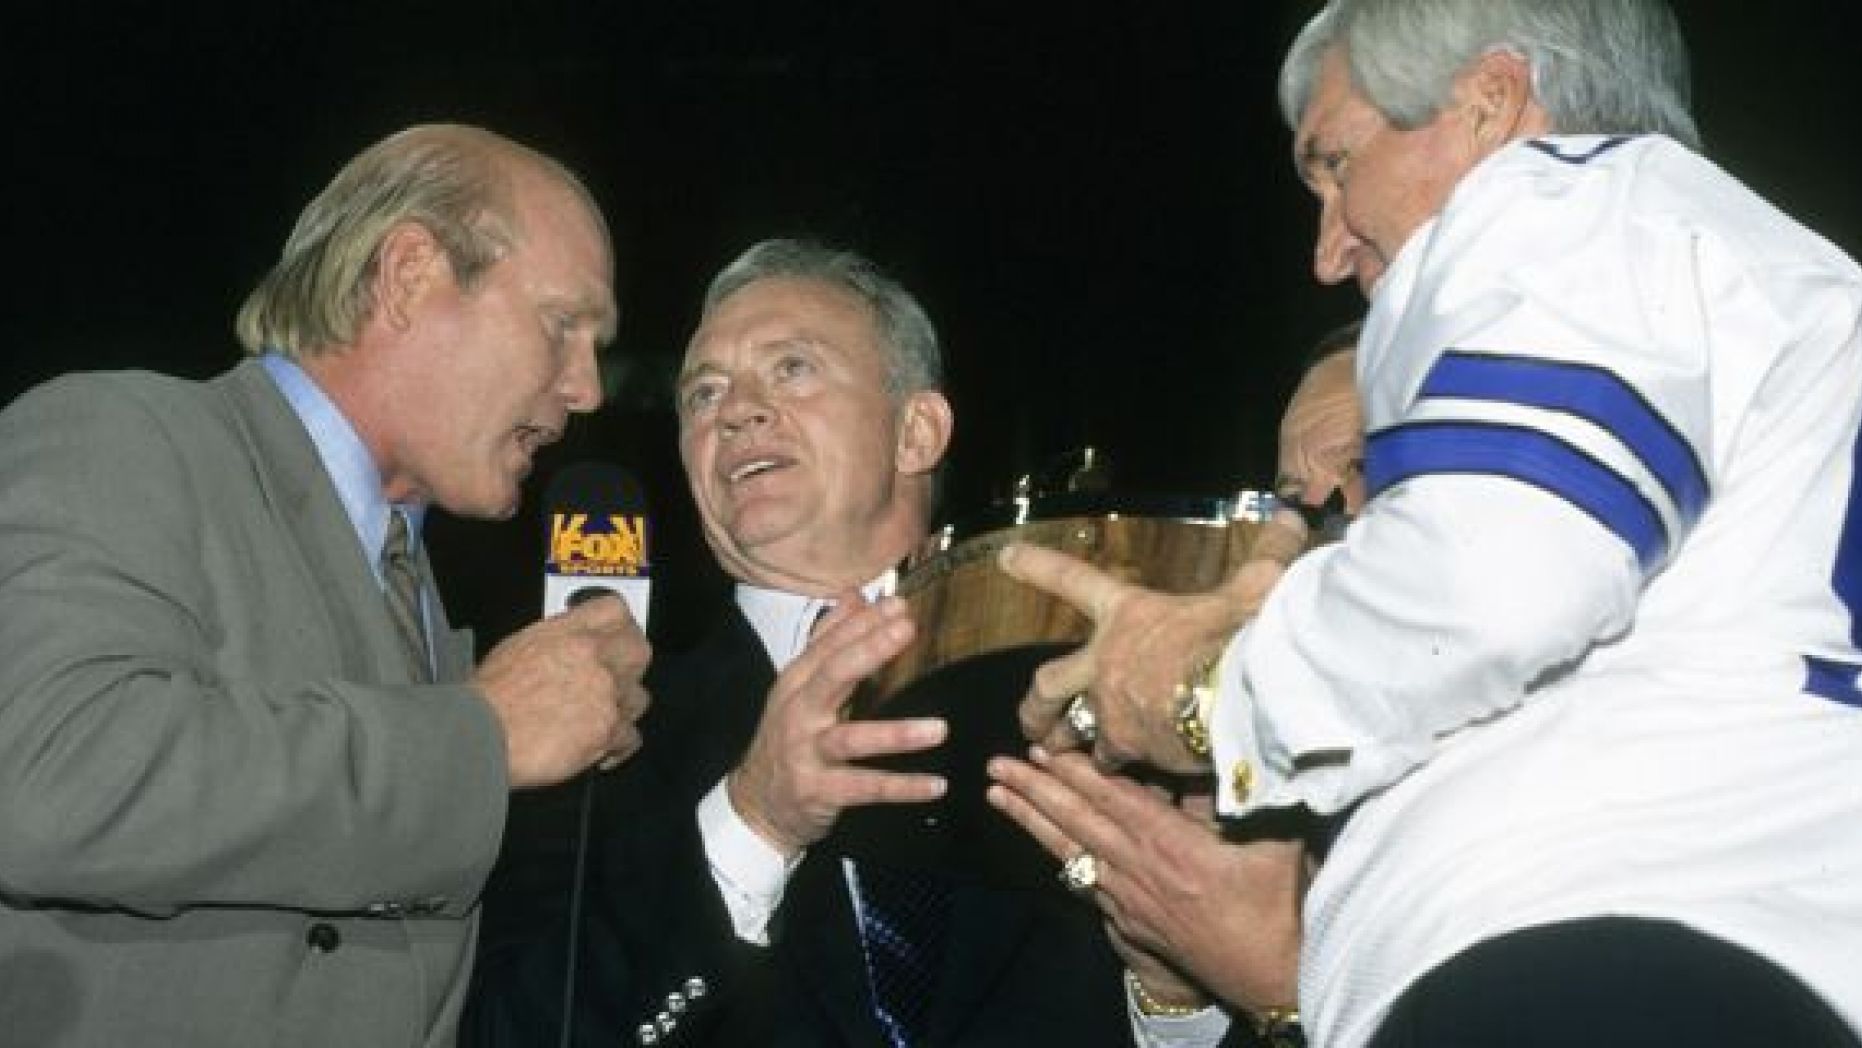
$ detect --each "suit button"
[636,1023,660,1045]
[684,976,708,999]
[306,922,340,953]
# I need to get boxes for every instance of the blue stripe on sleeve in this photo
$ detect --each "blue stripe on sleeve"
[1832,427,1862,649]
[1364,421,1669,571]
[1804,656,1862,708]
[1419,351,1709,525]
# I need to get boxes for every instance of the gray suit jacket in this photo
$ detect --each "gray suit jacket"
[0,359,507,1046]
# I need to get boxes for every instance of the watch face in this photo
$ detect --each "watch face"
[1174,681,1212,760]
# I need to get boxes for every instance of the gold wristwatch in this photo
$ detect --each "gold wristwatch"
[1248,1005,1305,1047]
[1172,656,1220,760]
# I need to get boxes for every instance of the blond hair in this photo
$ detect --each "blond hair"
[235,124,598,358]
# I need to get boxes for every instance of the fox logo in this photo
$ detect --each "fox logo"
[549,513,649,577]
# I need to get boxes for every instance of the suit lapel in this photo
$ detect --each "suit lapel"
[681,603,1048,1048]
[655,606,779,790]
[415,541,475,682]
[214,359,424,685]
[781,854,894,1048]
[693,607,888,1047]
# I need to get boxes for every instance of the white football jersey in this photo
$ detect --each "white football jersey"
[1210,135,1862,1047]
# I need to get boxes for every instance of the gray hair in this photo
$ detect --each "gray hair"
[1279,0,1699,150]
[700,239,943,396]
[236,124,601,359]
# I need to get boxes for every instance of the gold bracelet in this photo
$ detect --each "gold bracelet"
[1248,1004,1305,1047]
[1172,656,1220,760]
[1123,970,1205,1018]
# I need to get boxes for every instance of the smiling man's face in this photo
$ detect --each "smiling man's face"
[676,275,948,594]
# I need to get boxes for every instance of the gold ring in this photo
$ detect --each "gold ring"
[1057,850,1100,894]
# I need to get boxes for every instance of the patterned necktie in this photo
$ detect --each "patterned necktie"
[855,861,952,1048]
[380,510,432,682]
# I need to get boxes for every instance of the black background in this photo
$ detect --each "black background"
[4,2,1857,648]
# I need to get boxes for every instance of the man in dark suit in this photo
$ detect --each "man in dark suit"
[0,123,650,1046]
[469,239,1144,1046]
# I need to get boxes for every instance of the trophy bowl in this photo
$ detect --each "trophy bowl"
[832,488,1291,890]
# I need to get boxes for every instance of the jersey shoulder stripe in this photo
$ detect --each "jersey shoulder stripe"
[1804,656,1862,708]
[1419,351,1709,524]
[1365,419,1668,571]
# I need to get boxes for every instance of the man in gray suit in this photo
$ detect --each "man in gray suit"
[0,123,651,1046]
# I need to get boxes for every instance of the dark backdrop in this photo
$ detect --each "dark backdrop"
[4,1,1857,649]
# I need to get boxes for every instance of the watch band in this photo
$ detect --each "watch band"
[1173,656,1220,760]
[1249,1005,1305,1047]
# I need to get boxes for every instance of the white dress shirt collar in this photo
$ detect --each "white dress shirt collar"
[259,352,426,585]
[734,571,898,671]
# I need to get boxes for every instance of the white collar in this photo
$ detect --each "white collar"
[734,571,897,671]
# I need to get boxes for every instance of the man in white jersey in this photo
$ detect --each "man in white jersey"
[992,1,1862,1045]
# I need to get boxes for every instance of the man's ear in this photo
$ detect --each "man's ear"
[1457,49,1542,153]
[895,389,954,476]
[371,221,447,332]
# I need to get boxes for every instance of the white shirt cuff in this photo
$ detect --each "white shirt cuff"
[1127,993,1232,1048]
[696,778,802,945]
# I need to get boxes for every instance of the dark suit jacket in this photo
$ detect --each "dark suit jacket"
[0,361,504,1046]
[469,602,1137,1046]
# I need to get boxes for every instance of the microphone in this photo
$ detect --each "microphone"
[541,461,652,630]
[540,462,654,1046]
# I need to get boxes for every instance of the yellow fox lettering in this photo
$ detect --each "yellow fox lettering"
[549,513,648,576]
